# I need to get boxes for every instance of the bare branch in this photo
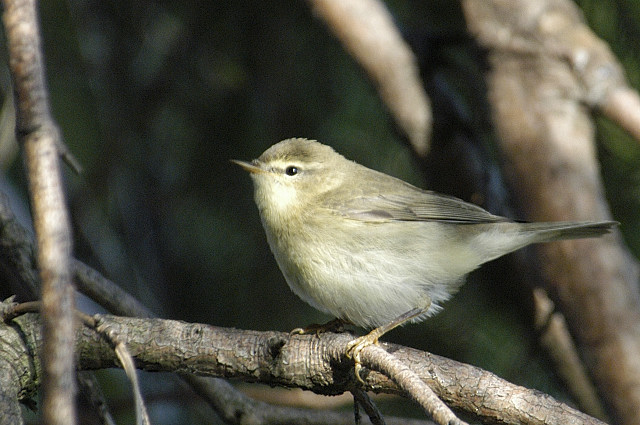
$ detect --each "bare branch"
[308,0,432,156]
[351,389,386,425]
[5,313,608,425]
[72,259,154,319]
[181,376,433,425]
[77,373,117,425]
[1,1,76,424]
[533,288,608,421]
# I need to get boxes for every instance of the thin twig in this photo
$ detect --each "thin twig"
[77,373,117,425]
[72,259,154,318]
[533,288,608,421]
[352,388,386,425]
[91,314,151,425]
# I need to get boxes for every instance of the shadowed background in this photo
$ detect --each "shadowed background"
[0,1,638,423]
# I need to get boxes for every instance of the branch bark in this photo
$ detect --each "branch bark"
[1,0,76,424]
[2,312,608,425]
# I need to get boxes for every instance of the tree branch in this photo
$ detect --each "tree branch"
[1,0,76,424]
[4,312,607,425]
[600,87,640,143]
[533,288,608,421]
[0,193,39,300]
[358,344,465,425]
[307,0,432,156]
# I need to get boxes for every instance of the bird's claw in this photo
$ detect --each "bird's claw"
[346,333,380,384]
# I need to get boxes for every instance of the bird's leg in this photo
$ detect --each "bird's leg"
[291,317,349,336]
[347,303,431,383]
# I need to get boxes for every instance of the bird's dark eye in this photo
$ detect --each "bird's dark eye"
[285,166,299,176]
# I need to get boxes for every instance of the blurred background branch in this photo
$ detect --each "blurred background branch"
[308,0,432,156]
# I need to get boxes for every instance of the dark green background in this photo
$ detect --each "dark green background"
[2,1,638,423]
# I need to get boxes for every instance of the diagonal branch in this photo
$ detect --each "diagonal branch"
[308,0,432,156]
[358,344,465,425]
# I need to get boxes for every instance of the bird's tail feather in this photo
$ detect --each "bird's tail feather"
[518,220,618,243]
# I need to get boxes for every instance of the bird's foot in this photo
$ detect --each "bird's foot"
[346,329,383,384]
[344,306,430,384]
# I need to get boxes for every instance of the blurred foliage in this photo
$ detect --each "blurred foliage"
[0,0,638,423]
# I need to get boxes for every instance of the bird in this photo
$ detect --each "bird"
[233,138,617,376]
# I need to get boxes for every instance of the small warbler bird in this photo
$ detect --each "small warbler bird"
[233,138,616,370]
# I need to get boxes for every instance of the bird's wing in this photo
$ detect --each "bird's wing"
[327,189,510,224]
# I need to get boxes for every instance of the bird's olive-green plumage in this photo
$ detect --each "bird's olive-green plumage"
[234,138,617,328]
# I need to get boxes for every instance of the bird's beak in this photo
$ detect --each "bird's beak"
[231,159,266,174]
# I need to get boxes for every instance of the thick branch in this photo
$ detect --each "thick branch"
[1,0,76,424]
[5,313,607,425]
